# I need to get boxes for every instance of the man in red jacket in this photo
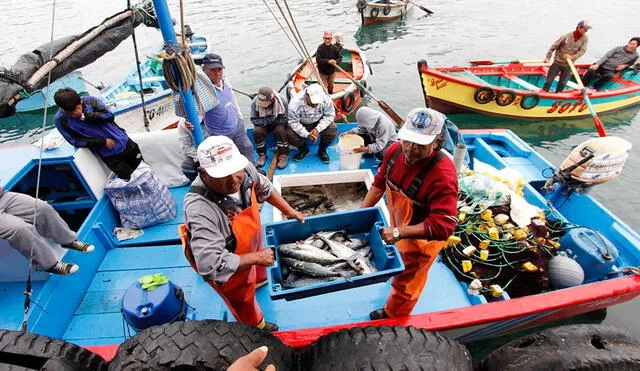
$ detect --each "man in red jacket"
[361,107,459,319]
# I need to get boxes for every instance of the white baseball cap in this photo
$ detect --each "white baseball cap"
[306,84,325,104]
[197,136,248,178]
[397,108,446,145]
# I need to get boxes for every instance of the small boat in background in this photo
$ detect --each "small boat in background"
[357,0,409,25]
[286,47,371,119]
[417,59,640,120]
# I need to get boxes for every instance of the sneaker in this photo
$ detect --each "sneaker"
[256,153,267,168]
[369,308,390,320]
[61,240,95,253]
[318,151,330,164]
[293,147,310,162]
[277,154,289,169]
[46,261,79,276]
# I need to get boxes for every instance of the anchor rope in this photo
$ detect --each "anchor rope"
[22,0,59,333]
[162,0,196,93]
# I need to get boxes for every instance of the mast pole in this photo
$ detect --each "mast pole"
[151,0,204,145]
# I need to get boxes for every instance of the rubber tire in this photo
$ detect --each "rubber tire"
[520,93,540,110]
[495,89,516,106]
[0,330,106,371]
[341,92,356,113]
[370,7,379,18]
[473,86,495,104]
[356,0,367,11]
[108,320,297,371]
[480,324,640,371]
[301,325,472,371]
[383,5,392,15]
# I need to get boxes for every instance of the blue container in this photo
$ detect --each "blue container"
[121,280,187,330]
[559,227,619,283]
[264,207,405,301]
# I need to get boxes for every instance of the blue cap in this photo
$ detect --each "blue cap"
[203,53,224,69]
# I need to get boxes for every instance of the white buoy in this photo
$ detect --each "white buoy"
[453,143,467,173]
[548,254,585,289]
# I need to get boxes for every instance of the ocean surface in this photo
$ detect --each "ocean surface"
[1,0,638,336]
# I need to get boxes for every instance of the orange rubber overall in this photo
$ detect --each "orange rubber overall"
[384,182,446,317]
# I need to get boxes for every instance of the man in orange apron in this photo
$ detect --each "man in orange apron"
[183,136,303,331]
[361,108,459,319]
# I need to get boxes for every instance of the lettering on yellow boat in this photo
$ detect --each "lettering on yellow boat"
[547,100,588,114]
[429,78,448,90]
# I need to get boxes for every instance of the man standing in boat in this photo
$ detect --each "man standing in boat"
[182,136,304,331]
[287,84,338,163]
[53,88,143,181]
[581,37,640,90]
[250,86,289,169]
[315,31,343,94]
[200,53,255,164]
[0,185,94,275]
[361,108,458,320]
[542,20,591,93]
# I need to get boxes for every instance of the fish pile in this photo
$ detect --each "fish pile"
[281,183,368,218]
[277,230,377,289]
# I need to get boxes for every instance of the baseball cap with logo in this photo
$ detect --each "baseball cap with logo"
[257,86,275,108]
[577,20,592,30]
[397,108,446,145]
[305,84,325,104]
[203,53,225,69]
[197,136,248,178]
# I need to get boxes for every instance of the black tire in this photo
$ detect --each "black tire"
[301,325,472,371]
[496,89,516,106]
[480,324,640,371]
[473,86,495,104]
[383,5,392,15]
[370,7,379,18]
[341,92,356,112]
[356,0,367,11]
[108,320,297,371]
[0,330,106,371]
[520,93,540,110]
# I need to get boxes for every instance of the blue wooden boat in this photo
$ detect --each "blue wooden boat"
[1,123,639,362]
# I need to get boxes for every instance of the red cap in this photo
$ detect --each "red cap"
[323,31,332,38]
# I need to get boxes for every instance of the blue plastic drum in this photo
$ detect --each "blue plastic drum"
[121,280,187,330]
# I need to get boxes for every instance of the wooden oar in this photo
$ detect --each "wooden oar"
[330,61,404,125]
[232,87,257,99]
[567,58,607,137]
[470,59,544,66]
[266,153,279,181]
[406,0,434,15]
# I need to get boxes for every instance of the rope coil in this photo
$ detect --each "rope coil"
[162,44,196,93]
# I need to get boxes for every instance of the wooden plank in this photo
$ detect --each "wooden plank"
[98,245,189,271]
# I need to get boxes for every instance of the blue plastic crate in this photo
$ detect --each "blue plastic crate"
[263,207,405,301]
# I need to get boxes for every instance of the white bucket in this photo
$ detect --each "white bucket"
[338,134,365,170]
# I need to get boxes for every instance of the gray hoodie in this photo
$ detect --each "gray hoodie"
[352,107,398,154]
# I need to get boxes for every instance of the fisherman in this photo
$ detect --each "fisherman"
[53,88,143,181]
[183,136,304,331]
[0,185,94,275]
[250,86,289,169]
[315,31,343,94]
[344,107,398,160]
[582,37,640,90]
[287,83,337,164]
[361,108,458,319]
[542,20,591,93]
[200,53,255,164]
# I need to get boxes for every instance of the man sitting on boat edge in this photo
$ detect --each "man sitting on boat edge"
[182,136,304,331]
[361,108,458,320]
[582,37,639,90]
[250,86,289,169]
[0,185,94,275]
[287,83,337,163]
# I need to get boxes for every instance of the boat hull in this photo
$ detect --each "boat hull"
[287,47,370,120]
[418,60,640,120]
[361,1,409,25]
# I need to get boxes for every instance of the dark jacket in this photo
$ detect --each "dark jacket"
[315,43,343,75]
[54,96,129,158]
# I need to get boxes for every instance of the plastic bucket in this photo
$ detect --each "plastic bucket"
[338,134,365,170]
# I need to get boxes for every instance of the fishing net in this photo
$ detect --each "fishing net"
[441,171,565,299]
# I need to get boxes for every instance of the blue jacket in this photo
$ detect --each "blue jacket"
[54,96,129,157]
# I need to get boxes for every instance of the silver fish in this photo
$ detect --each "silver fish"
[283,272,340,288]
[315,234,372,275]
[278,243,344,265]
[281,257,343,278]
